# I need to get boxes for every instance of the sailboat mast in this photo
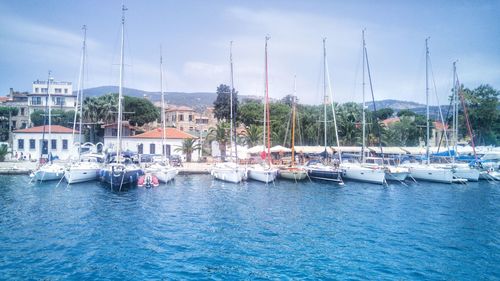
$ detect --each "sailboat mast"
[425,38,430,165]
[322,38,328,154]
[160,46,166,161]
[47,71,52,161]
[362,29,366,163]
[452,61,457,163]
[78,25,87,160]
[229,41,235,162]
[116,5,126,163]
[265,36,271,163]
[291,76,297,167]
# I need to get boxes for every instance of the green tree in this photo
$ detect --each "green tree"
[213,84,238,121]
[458,84,499,145]
[397,109,416,117]
[238,101,263,126]
[123,95,160,126]
[0,144,9,161]
[175,138,200,162]
[240,124,262,147]
[0,106,18,141]
[207,122,229,161]
[372,108,394,120]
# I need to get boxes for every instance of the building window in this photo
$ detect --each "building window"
[41,88,47,93]
[163,144,171,156]
[111,129,117,136]
[31,97,42,105]
[21,122,27,129]
[20,108,25,116]
[35,88,39,93]
[179,114,184,121]
[55,88,62,93]
[12,121,16,128]
[64,89,68,94]
[18,139,24,149]
[51,139,57,150]
[29,139,36,149]
[189,115,193,122]
[150,143,155,154]
[53,97,65,105]
[62,139,68,150]
[137,144,143,154]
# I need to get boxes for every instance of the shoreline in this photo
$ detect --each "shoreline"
[0,161,213,175]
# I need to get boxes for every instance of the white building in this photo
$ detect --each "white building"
[104,128,201,162]
[29,79,76,116]
[12,125,78,161]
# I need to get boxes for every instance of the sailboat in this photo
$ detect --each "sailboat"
[305,38,344,183]
[144,48,178,183]
[343,30,399,184]
[279,78,307,181]
[247,37,278,183]
[99,5,143,190]
[64,26,104,184]
[31,72,66,182]
[210,41,247,183]
[403,38,460,184]
[433,62,479,181]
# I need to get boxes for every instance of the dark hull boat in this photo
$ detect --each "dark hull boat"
[100,163,143,190]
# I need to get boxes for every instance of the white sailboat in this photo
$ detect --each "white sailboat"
[341,30,385,185]
[305,38,344,183]
[99,5,143,190]
[65,26,104,184]
[211,41,246,183]
[404,38,459,184]
[145,48,178,183]
[279,78,307,181]
[434,62,479,181]
[31,72,66,182]
[247,37,278,183]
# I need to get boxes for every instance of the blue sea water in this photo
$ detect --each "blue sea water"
[0,175,499,280]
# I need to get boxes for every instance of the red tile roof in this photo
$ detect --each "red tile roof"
[14,125,77,134]
[131,128,197,139]
[433,121,449,130]
[381,117,400,126]
[0,96,10,103]
[166,105,194,112]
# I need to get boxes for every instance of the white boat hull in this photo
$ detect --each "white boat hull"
[65,167,100,184]
[211,163,246,183]
[31,164,66,181]
[152,168,178,183]
[453,167,480,182]
[247,167,278,183]
[342,164,386,184]
[406,165,456,183]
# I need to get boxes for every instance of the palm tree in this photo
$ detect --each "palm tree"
[175,138,200,162]
[207,122,229,161]
[240,124,261,147]
[0,144,9,162]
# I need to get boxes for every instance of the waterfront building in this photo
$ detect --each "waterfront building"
[164,105,216,133]
[103,127,200,162]
[12,125,78,161]
[1,88,30,129]
[29,79,76,116]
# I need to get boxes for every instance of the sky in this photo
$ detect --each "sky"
[0,0,499,105]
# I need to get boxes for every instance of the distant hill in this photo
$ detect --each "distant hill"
[81,86,217,109]
[365,99,424,110]
[80,87,451,118]
[364,99,451,119]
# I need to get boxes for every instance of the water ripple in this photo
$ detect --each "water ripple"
[0,175,499,279]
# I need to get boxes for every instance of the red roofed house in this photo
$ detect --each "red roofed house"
[103,127,200,161]
[12,125,78,160]
[431,121,450,147]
